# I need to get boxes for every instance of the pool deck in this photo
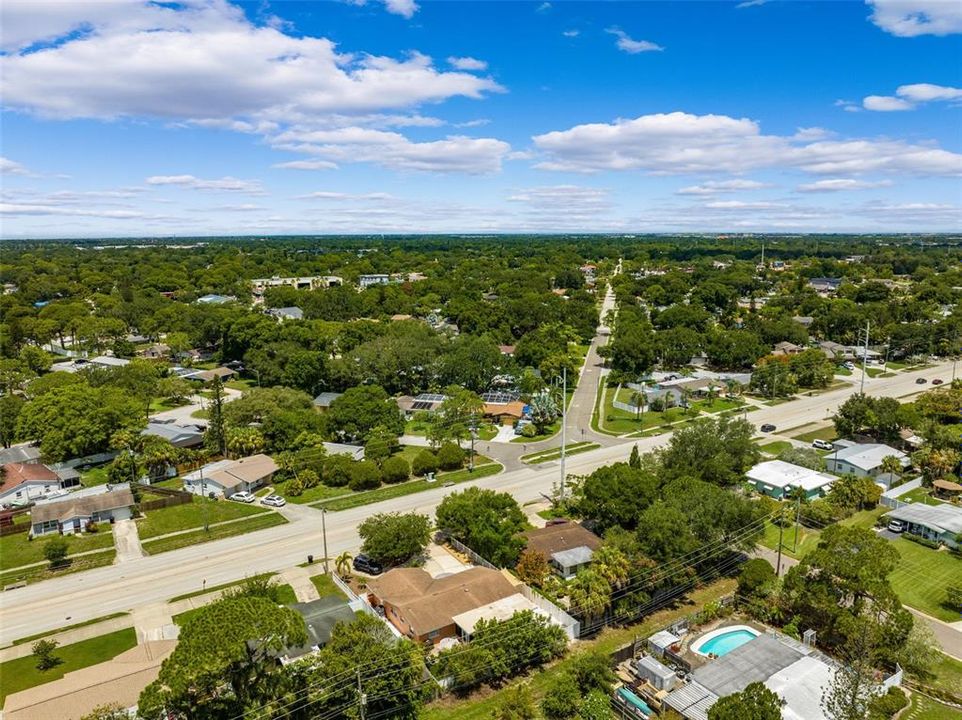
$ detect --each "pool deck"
[676,619,768,670]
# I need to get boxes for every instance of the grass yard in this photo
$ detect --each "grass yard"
[838,506,887,530]
[140,513,287,555]
[79,466,111,487]
[510,420,562,443]
[422,579,737,720]
[168,572,279,602]
[521,442,599,464]
[0,529,115,572]
[905,694,962,720]
[148,396,189,413]
[899,487,944,506]
[791,425,838,443]
[10,612,130,646]
[758,521,822,560]
[136,497,271,540]
[834,366,853,376]
[888,538,962,621]
[0,550,116,588]
[758,440,792,455]
[310,573,348,600]
[0,628,137,705]
[314,462,502,511]
[927,653,962,697]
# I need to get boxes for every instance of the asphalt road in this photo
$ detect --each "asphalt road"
[0,359,952,646]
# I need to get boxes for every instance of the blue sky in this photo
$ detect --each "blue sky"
[1,0,960,236]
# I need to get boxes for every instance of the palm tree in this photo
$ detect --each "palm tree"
[592,546,631,590]
[567,569,611,620]
[630,389,647,422]
[335,551,353,578]
[879,455,904,485]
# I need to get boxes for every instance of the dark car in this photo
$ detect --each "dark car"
[932,378,944,385]
[760,423,776,433]
[916,378,928,385]
[352,554,383,576]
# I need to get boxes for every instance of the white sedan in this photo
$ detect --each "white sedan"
[260,494,286,508]
[229,491,256,503]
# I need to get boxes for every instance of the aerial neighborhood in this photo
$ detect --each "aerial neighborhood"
[0,235,959,720]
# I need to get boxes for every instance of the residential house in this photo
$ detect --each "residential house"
[251,275,341,302]
[792,316,814,328]
[483,401,526,426]
[366,566,518,644]
[808,277,842,294]
[359,274,391,289]
[818,340,852,361]
[50,355,131,373]
[323,442,365,461]
[772,341,803,356]
[142,343,170,359]
[0,444,41,466]
[267,306,304,321]
[183,366,236,384]
[883,503,962,549]
[522,521,602,579]
[746,460,836,500]
[499,345,516,357]
[450,593,548,641]
[824,443,908,483]
[396,393,447,416]
[30,485,135,536]
[2,640,176,720]
[273,597,357,664]
[0,463,80,506]
[142,420,205,449]
[182,454,278,497]
[313,391,343,410]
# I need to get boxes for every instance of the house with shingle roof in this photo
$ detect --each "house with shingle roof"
[182,454,278,497]
[30,486,135,537]
[522,521,602,579]
[0,463,80,506]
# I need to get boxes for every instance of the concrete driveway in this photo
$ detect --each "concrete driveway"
[112,519,144,563]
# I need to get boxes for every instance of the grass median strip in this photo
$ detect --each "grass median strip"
[314,462,503,511]
[522,443,600,464]
[141,513,287,555]
[10,612,130,647]
[0,628,138,705]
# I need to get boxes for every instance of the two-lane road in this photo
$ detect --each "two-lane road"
[0,361,952,645]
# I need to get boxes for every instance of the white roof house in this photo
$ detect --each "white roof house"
[885,503,962,548]
[451,593,547,637]
[747,460,836,499]
[825,443,908,479]
[763,655,835,720]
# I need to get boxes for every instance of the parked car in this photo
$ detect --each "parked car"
[812,439,834,450]
[843,361,855,370]
[229,491,256,503]
[916,377,927,385]
[260,494,286,507]
[932,378,944,385]
[352,554,383,575]
[887,519,906,533]
[760,423,776,433]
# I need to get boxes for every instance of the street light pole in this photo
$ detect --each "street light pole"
[859,320,870,395]
[321,507,329,575]
[560,365,567,499]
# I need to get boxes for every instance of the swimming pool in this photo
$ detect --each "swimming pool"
[690,625,760,657]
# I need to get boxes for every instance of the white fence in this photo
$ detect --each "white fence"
[880,478,923,509]
[331,571,405,639]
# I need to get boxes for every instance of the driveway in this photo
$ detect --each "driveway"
[422,543,471,578]
[112,519,144,563]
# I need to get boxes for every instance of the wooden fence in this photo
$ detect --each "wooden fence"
[139,489,193,512]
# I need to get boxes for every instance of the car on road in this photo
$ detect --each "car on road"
[812,439,834,450]
[932,378,944,385]
[260,494,286,507]
[760,423,776,433]
[352,553,383,575]
[915,377,927,384]
[229,491,256,503]
[887,519,906,533]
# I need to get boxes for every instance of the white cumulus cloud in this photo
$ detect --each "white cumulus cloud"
[0,157,30,175]
[146,175,265,193]
[796,179,894,192]
[676,179,771,195]
[605,28,664,54]
[863,83,962,111]
[448,56,488,71]
[867,0,962,36]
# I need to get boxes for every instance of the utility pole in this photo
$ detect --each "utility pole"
[357,669,366,720]
[560,365,567,499]
[859,320,870,395]
[321,507,329,575]
[793,494,801,553]
[776,502,785,578]
[201,469,209,532]
[469,416,477,472]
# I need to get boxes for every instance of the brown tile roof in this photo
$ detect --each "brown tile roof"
[483,401,525,418]
[1,463,59,491]
[31,488,135,524]
[523,521,602,557]
[3,640,175,720]
[193,366,236,382]
[367,567,516,637]
[206,453,278,490]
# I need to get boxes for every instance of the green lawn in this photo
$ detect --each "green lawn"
[140,513,287,555]
[888,538,962,621]
[838,506,887,529]
[136,497,271,539]
[758,521,822,559]
[225,378,257,391]
[10,613,130,646]
[404,418,430,436]
[310,573,348,600]
[834,366,853,376]
[0,550,116,588]
[80,466,111,487]
[522,443,600,464]
[899,487,944,506]
[422,580,737,720]
[600,385,694,435]
[905,694,962,720]
[0,628,137,705]
[791,425,838,443]
[927,653,962,697]
[476,424,498,441]
[148,396,189,413]
[168,572,278,602]
[759,440,792,455]
[0,529,115,572]
[314,462,502,511]
[510,420,562,443]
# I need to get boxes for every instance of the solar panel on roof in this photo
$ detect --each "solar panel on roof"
[414,393,446,402]
[411,401,435,411]
[481,391,519,403]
